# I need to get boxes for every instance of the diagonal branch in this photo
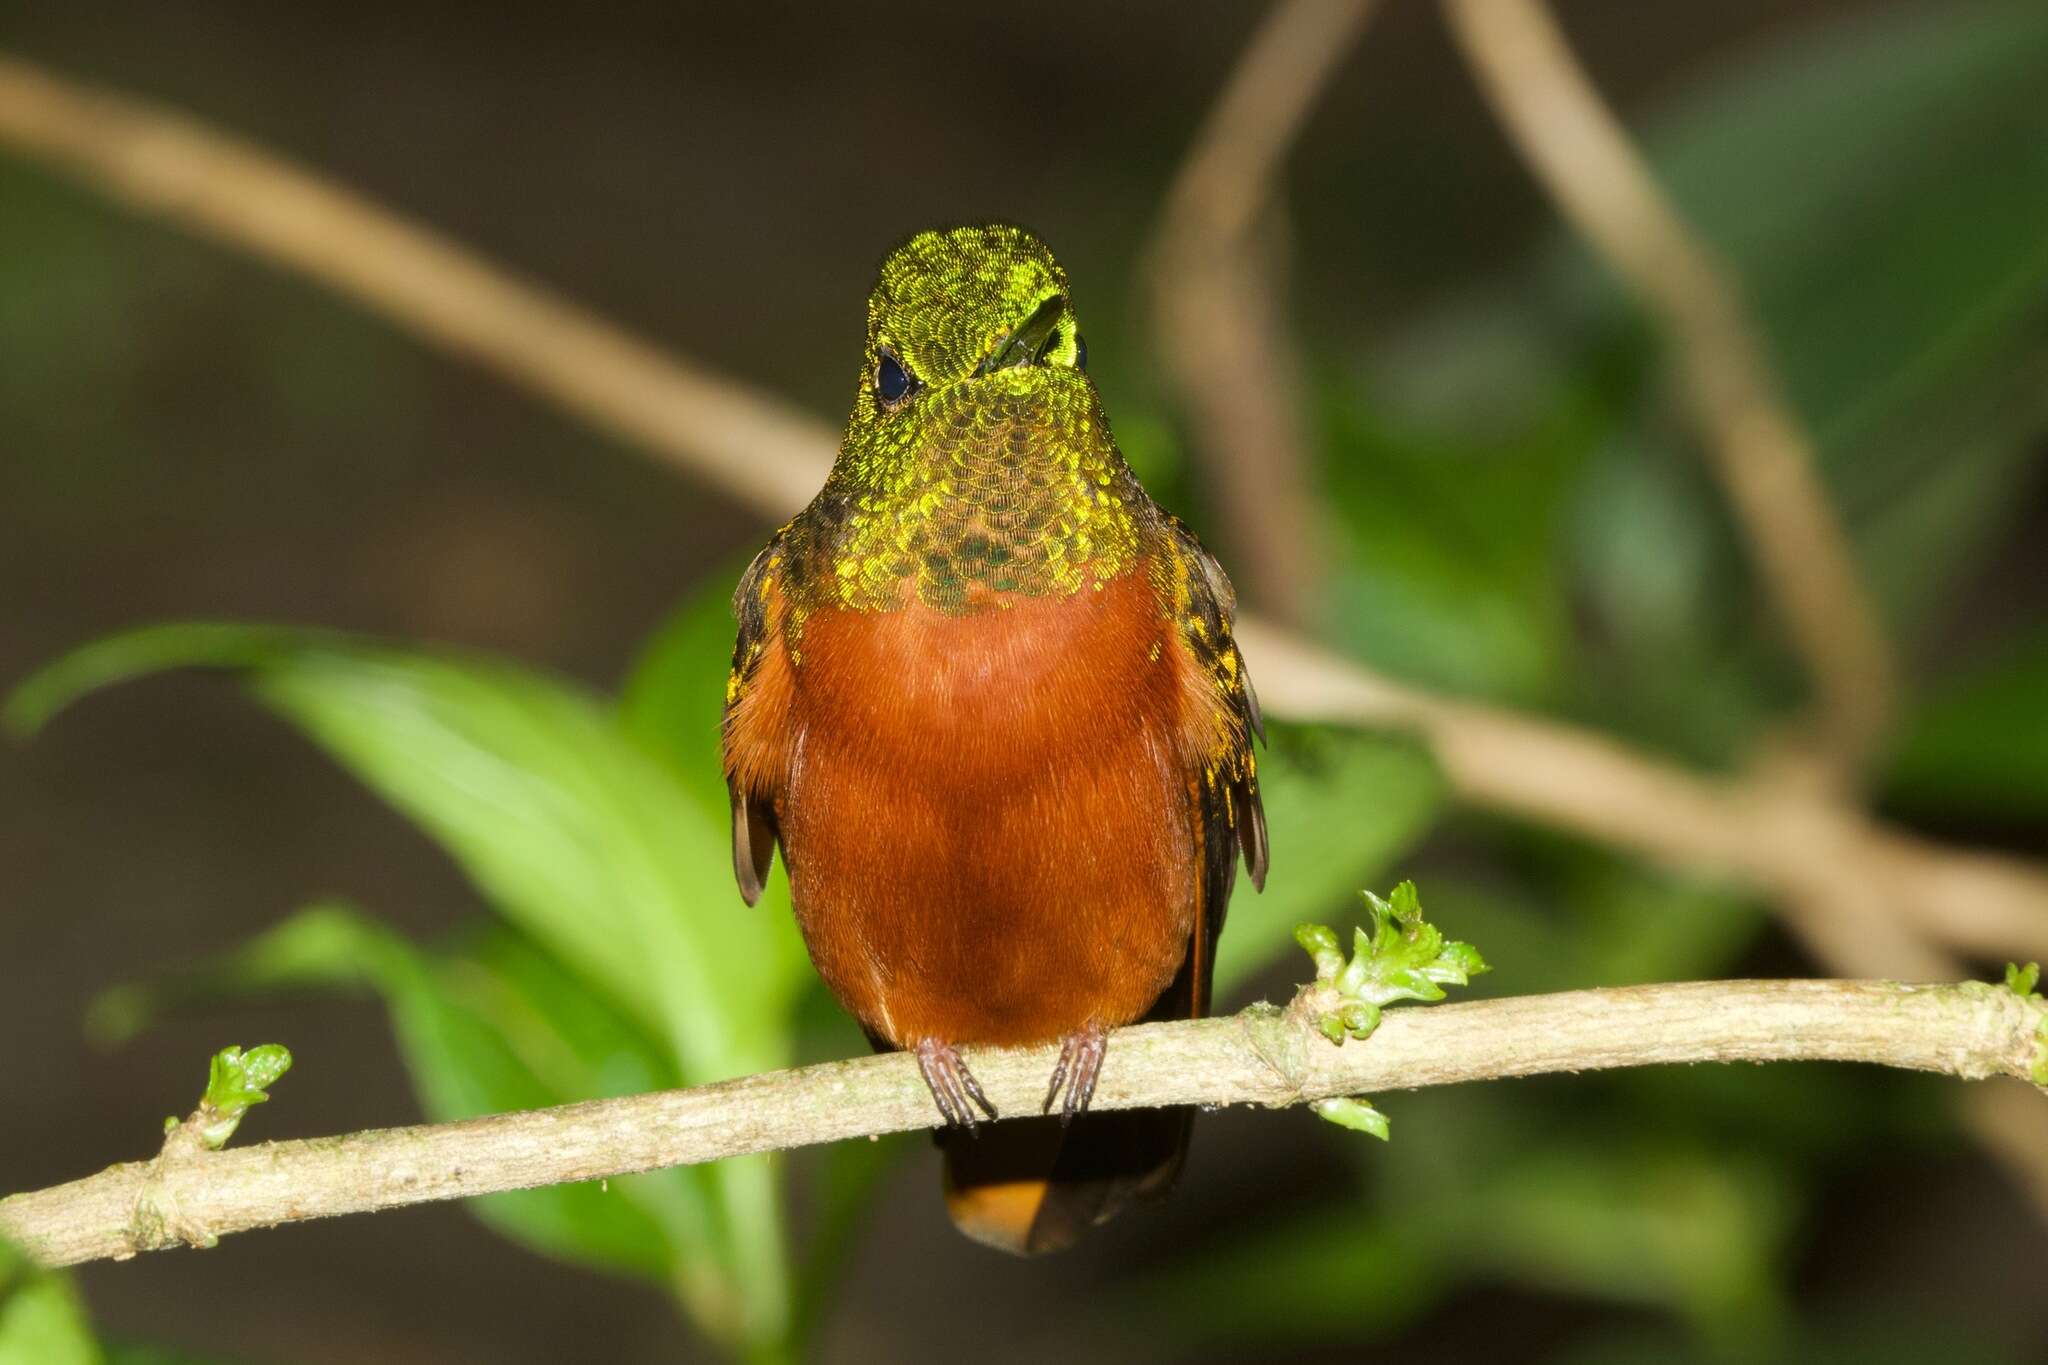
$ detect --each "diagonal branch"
[1,58,2044,963]
[0,54,829,519]
[1442,0,1899,776]
[1145,0,1376,625]
[1431,3,2048,1212]
[5,979,2042,1269]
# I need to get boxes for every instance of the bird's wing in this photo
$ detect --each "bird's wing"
[1160,515,1267,1018]
[722,532,791,906]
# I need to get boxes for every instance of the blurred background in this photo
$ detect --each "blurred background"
[3,1,2046,1361]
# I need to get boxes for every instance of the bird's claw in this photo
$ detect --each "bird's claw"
[915,1038,997,1130]
[1042,1026,1106,1125]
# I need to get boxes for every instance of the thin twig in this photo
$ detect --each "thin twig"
[4,979,2041,1269]
[1442,0,1899,776]
[1146,0,1375,624]
[1,59,2044,963]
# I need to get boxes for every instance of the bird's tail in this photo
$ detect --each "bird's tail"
[938,1106,1192,1256]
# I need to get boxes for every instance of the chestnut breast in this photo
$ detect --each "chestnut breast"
[735,565,1204,1048]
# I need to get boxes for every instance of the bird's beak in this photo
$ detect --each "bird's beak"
[973,294,1068,376]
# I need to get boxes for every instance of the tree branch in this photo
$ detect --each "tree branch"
[1145,0,1375,625]
[0,54,829,519]
[1236,623,2048,965]
[4,979,2041,1269]
[1442,0,1898,776]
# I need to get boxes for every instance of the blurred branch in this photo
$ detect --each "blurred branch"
[0,54,831,518]
[1145,0,1375,625]
[2,62,2046,963]
[1241,623,2048,965]
[1442,0,1899,777]
[5,978,2041,1268]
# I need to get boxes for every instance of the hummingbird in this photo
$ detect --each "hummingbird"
[722,224,1265,1254]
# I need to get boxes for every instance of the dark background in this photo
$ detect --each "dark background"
[5,3,2045,1362]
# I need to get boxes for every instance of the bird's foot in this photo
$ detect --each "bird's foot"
[915,1038,998,1130]
[1042,1024,1107,1125]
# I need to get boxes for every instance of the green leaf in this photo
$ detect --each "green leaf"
[19,623,810,1074]
[189,1044,292,1150]
[1294,880,1489,1045]
[1214,726,1443,999]
[101,905,688,1283]
[4,622,309,738]
[0,1241,103,1365]
[19,624,805,1351]
[618,563,752,819]
[1310,1096,1390,1140]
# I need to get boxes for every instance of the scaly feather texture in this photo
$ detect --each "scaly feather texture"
[722,224,1264,1253]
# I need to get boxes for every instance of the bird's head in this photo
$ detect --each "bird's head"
[848,224,1089,436]
[820,225,1139,607]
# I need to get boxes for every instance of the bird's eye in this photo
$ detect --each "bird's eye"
[875,348,915,406]
[1074,334,1088,372]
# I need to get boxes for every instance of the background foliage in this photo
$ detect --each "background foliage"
[3,2,2044,1361]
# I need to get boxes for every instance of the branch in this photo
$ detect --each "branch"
[3,64,2046,972]
[1237,623,2048,966]
[4,979,2042,1268]
[1144,0,1375,624]
[1442,0,1898,775]
[0,54,831,519]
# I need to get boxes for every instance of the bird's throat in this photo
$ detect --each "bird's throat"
[826,377,1143,613]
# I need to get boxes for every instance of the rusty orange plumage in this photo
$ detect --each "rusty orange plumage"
[722,225,1265,1254]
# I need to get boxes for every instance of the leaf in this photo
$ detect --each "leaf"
[4,623,308,738]
[100,904,687,1283]
[1214,725,1443,1000]
[16,621,808,1086]
[618,562,752,819]
[0,1241,103,1365]
[1310,1096,1391,1140]
[1293,880,1488,1045]
[17,624,805,1350]
[190,1044,293,1150]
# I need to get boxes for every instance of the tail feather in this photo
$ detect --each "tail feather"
[940,1107,1192,1256]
